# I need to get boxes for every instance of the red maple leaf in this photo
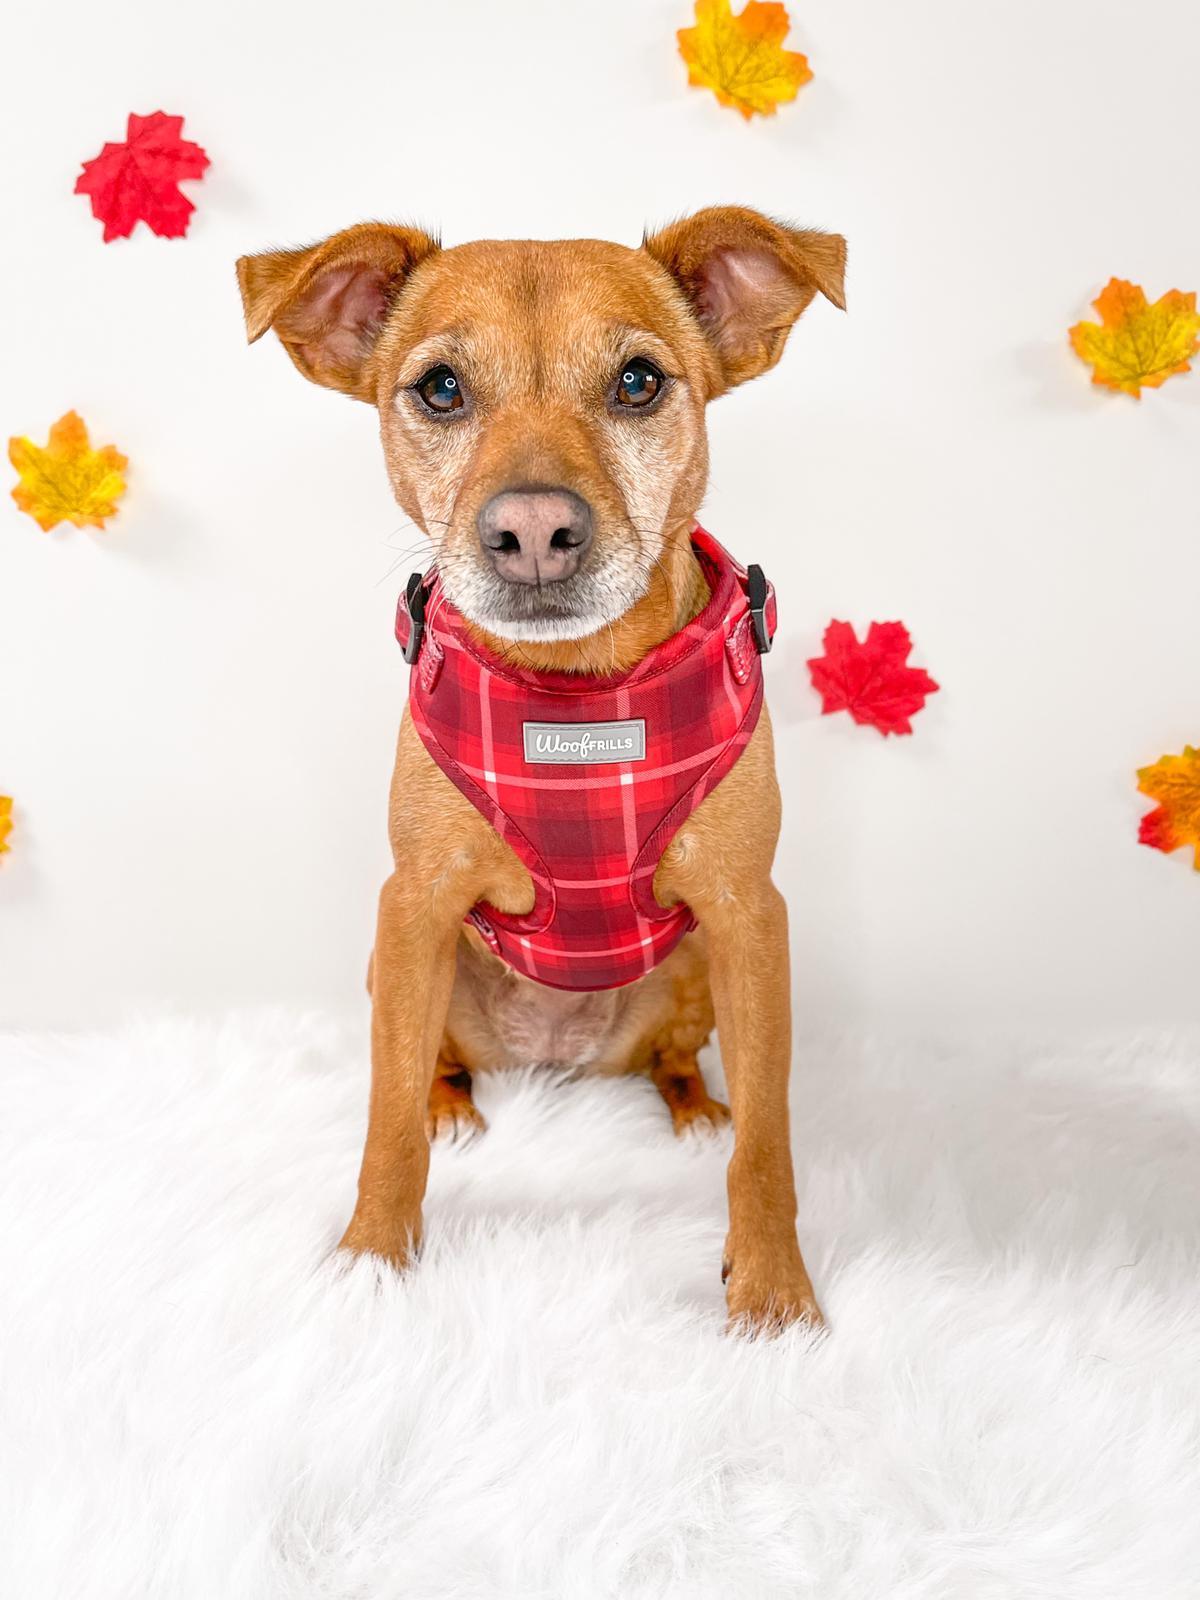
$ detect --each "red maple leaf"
[75,112,210,242]
[807,620,939,736]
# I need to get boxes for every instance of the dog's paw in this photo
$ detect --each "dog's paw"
[337,1211,420,1273]
[426,1099,488,1145]
[722,1250,824,1338]
[670,1095,731,1139]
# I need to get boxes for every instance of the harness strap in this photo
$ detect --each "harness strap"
[394,526,773,992]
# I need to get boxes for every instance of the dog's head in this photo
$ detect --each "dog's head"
[237,207,844,645]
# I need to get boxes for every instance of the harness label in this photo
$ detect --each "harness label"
[522,719,646,764]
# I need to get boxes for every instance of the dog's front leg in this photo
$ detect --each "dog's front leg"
[338,869,465,1267]
[339,721,501,1269]
[700,880,821,1335]
[659,715,821,1336]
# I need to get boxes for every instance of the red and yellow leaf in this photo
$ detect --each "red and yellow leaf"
[807,621,939,737]
[75,111,209,242]
[1138,746,1200,869]
[9,411,128,532]
[1069,279,1200,398]
[0,796,11,858]
[677,0,812,119]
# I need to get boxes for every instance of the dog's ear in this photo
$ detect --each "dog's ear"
[236,223,440,401]
[643,206,845,393]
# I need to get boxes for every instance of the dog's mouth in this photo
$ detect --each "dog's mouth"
[436,543,653,644]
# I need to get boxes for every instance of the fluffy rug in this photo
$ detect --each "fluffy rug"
[2,1013,1198,1599]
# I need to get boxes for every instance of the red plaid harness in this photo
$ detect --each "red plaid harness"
[395,528,775,992]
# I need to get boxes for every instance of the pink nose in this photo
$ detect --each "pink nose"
[477,487,593,585]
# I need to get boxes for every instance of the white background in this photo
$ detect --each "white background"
[1,0,1196,1029]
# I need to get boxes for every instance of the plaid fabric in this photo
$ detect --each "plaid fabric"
[396,527,775,992]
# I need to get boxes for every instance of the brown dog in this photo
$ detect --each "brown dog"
[237,206,845,1333]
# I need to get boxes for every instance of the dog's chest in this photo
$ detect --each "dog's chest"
[478,971,624,1070]
[448,931,668,1074]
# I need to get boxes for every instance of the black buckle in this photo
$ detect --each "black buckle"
[402,571,427,665]
[746,564,772,655]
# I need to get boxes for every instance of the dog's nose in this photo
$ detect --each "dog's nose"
[477,488,593,585]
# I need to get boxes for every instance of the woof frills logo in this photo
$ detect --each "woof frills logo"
[522,720,646,764]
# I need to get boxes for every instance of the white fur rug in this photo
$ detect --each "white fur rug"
[2,1013,1198,1599]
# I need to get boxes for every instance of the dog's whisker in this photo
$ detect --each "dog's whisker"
[421,587,451,634]
[380,516,450,552]
[625,527,675,603]
[379,522,437,551]
[379,538,432,566]
[376,520,455,590]
[376,544,434,589]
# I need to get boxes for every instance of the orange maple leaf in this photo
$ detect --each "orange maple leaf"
[1137,746,1200,870]
[0,796,12,858]
[677,0,812,119]
[1069,279,1200,398]
[8,411,128,532]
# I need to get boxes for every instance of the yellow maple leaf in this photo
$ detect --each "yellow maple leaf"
[1069,279,1200,398]
[1138,746,1200,870]
[0,796,12,858]
[678,0,812,119]
[8,410,128,532]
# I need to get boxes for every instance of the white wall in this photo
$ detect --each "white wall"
[1,0,1197,1029]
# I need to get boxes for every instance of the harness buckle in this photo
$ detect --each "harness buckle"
[746,564,772,655]
[402,571,427,665]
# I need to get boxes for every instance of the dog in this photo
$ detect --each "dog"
[237,206,845,1333]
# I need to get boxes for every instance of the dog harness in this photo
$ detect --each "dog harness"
[395,527,776,992]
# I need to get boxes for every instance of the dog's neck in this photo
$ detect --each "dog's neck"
[466,522,710,677]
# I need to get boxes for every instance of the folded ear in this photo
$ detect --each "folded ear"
[236,223,440,401]
[643,206,846,393]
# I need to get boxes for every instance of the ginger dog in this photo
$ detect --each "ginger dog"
[237,207,845,1333]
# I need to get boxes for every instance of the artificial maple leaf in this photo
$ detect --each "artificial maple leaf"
[1137,746,1200,870]
[0,796,11,858]
[1069,279,1200,398]
[8,411,128,532]
[677,0,812,119]
[807,621,939,737]
[75,112,210,242]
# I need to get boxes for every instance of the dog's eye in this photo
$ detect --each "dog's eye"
[415,366,465,414]
[615,358,665,409]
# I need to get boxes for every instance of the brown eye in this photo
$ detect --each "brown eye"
[415,365,465,413]
[616,357,665,409]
